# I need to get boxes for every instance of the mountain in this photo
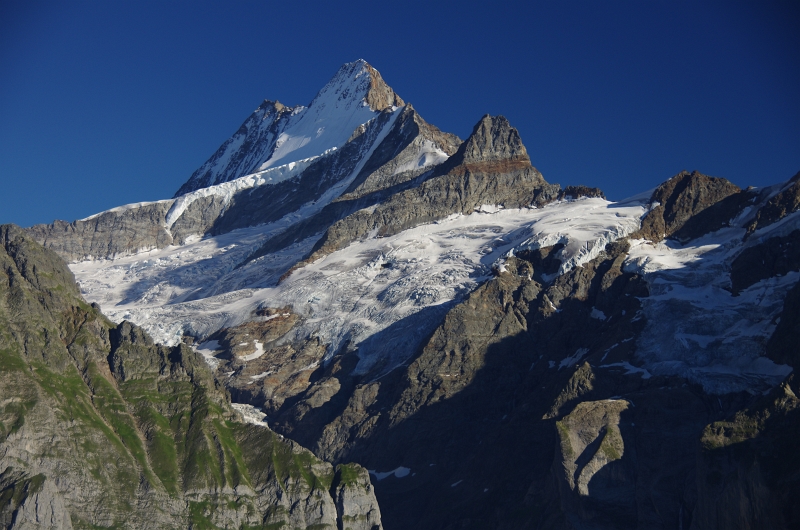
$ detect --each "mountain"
[0,224,381,529]
[17,60,800,529]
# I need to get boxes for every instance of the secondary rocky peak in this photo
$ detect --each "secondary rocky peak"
[310,59,404,112]
[635,170,743,242]
[455,114,531,166]
[259,98,286,113]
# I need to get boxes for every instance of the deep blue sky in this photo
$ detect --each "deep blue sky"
[1,1,798,227]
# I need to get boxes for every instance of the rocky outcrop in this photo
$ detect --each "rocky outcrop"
[332,464,383,530]
[362,62,404,112]
[205,310,330,413]
[0,225,382,528]
[730,229,800,293]
[556,185,606,201]
[766,280,800,368]
[554,399,634,527]
[635,170,743,242]
[26,201,174,262]
[0,470,72,530]
[746,171,800,235]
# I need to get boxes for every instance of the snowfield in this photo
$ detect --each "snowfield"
[71,197,647,375]
[71,184,797,392]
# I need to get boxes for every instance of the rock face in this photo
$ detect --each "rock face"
[332,464,383,530]
[730,229,800,293]
[292,114,559,269]
[746,171,800,234]
[25,201,175,262]
[554,399,634,527]
[635,170,743,242]
[0,225,382,529]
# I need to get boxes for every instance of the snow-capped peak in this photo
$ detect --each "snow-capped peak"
[175,60,405,195]
[307,59,404,113]
[258,60,402,170]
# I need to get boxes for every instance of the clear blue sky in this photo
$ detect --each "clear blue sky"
[1,0,798,227]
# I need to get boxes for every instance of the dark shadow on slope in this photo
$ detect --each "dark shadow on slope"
[266,239,783,530]
[209,110,398,237]
[269,302,458,450]
[276,257,647,528]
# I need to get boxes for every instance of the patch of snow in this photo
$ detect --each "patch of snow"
[675,332,716,349]
[391,139,450,176]
[193,339,222,369]
[590,308,607,320]
[231,403,268,427]
[369,467,411,481]
[600,362,652,379]
[600,343,619,362]
[559,348,590,370]
[240,340,265,361]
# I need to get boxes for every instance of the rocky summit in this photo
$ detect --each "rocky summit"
[10,60,800,529]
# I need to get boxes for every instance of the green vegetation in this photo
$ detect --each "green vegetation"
[599,426,622,461]
[702,413,763,450]
[268,434,332,493]
[0,229,354,527]
[189,500,221,530]
[336,463,363,487]
[0,472,45,511]
[556,420,574,459]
